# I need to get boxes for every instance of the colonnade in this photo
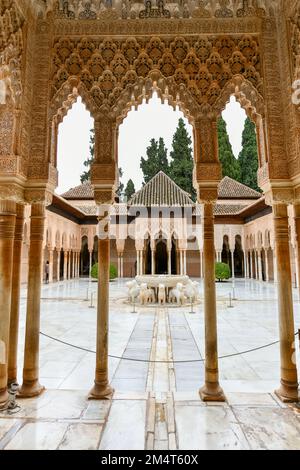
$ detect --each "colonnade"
[44,248,80,283]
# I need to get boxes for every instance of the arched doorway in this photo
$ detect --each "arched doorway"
[234,235,244,278]
[221,235,230,270]
[155,240,168,275]
[80,236,90,276]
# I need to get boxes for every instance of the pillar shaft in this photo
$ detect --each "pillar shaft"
[273,203,298,402]
[19,203,46,397]
[57,250,61,281]
[151,248,155,275]
[199,203,225,402]
[168,249,172,275]
[265,248,269,282]
[231,250,235,279]
[0,200,16,406]
[49,249,54,283]
[8,204,25,386]
[89,236,114,399]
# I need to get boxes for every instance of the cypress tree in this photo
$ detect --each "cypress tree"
[168,118,196,200]
[238,118,260,192]
[124,179,136,201]
[217,117,241,181]
[140,137,169,183]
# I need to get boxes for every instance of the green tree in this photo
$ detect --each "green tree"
[215,262,231,282]
[124,179,136,201]
[80,128,94,183]
[81,129,123,197]
[218,117,241,181]
[140,137,169,184]
[238,118,260,192]
[169,118,196,200]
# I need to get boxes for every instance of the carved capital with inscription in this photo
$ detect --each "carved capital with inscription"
[265,187,294,207]
[24,187,53,206]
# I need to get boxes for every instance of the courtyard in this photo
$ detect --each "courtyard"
[0,278,299,450]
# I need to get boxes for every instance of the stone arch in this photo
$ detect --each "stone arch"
[50,34,263,126]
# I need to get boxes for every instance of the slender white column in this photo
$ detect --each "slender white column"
[136,250,140,276]
[200,250,203,278]
[49,249,54,283]
[231,250,235,280]
[89,251,92,277]
[121,254,124,278]
[244,251,247,278]
[57,250,60,281]
[265,248,269,282]
[258,250,263,281]
[254,251,258,279]
[183,250,187,275]
[168,249,172,275]
[151,248,155,275]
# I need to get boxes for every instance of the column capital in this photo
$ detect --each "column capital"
[265,187,294,207]
[24,188,53,206]
[0,183,25,203]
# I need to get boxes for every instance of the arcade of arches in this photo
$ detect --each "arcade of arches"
[1,0,300,416]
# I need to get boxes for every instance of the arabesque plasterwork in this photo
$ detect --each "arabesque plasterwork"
[0,0,299,205]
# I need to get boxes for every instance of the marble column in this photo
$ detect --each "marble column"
[254,251,258,279]
[136,250,140,276]
[63,251,68,280]
[257,249,263,281]
[183,250,187,275]
[199,203,225,402]
[168,249,172,275]
[57,250,61,281]
[231,250,235,280]
[244,251,248,278]
[8,203,25,385]
[200,250,203,278]
[19,203,46,397]
[89,221,114,400]
[140,250,144,275]
[273,203,298,402]
[265,248,269,282]
[151,248,155,275]
[121,254,124,278]
[48,249,54,283]
[0,200,16,407]
[67,251,71,279]
[89,251,92,277]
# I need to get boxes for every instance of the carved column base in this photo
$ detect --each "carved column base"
[18,379,45,398]
[199,382,226,402]
[88,382,114,400]
[275,380,299,403]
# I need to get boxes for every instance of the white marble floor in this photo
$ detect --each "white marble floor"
[1,278,300,450]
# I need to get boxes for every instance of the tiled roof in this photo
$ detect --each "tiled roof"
[129,171,194,206]
[218,176,261,199]
[61,175,261,209]
[61,181,94,199]
[214,204,248,216]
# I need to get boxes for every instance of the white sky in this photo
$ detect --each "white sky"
[57,95,246,194]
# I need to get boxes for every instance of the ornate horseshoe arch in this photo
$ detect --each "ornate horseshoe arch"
[49,34,264,124]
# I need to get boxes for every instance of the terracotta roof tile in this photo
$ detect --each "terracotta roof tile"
[61,181,94,199]
[218,176,261,199]
[214,204,248,216]
[129,171,194,206]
